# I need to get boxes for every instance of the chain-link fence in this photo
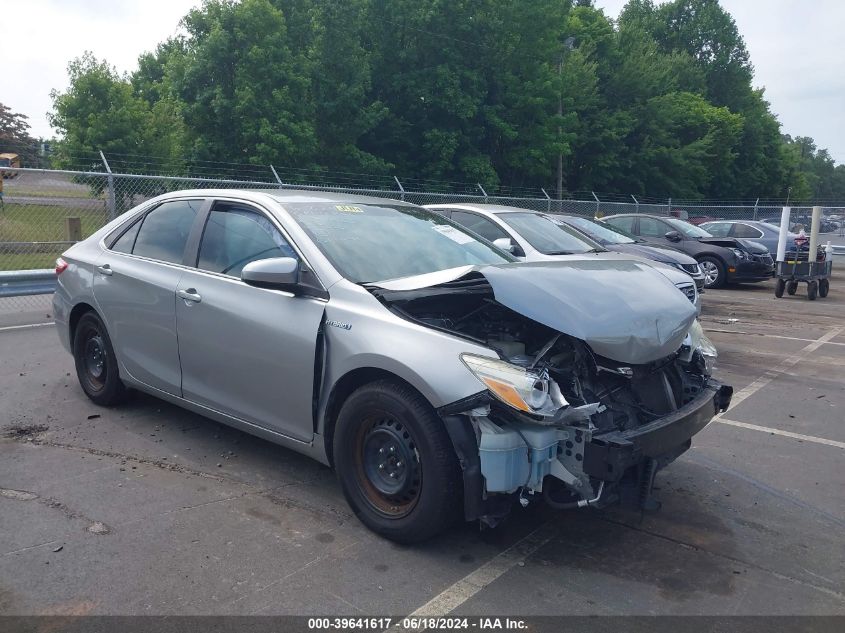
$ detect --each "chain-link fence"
[2,164,844,313]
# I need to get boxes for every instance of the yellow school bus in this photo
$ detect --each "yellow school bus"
[0,153,21,178]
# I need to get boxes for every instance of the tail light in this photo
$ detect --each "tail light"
[55,257,68,275]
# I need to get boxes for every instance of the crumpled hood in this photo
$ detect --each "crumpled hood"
[371,259,698,365]
[478,261,697,364]
[735,239,769,254]
[609,243,696,265]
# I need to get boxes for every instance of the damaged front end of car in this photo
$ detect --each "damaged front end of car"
[369,261,733,526]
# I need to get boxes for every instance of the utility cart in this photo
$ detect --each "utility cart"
[774,247,832,300]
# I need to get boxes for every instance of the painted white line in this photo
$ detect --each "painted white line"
[717,418,845,450]
[705,329,845,347]
[385,522,558,630]
[0,322,55,333]
[720,326,844,413]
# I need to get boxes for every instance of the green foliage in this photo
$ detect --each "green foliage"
[46,0,842,200]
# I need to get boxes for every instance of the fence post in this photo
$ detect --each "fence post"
[753,197,759,220]
[65,217,82,242]
[541,188,552,214]
[591,191,600,217]
[631,194,639,214]
[394,176,405,202]
[477,183,488,201]
[667,197,672,216]
[269,165,284,189]
[99,151,116,220]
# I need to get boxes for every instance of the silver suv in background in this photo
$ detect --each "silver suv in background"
[54,191,731,542]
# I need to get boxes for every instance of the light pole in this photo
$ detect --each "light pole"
[557,36,576,200]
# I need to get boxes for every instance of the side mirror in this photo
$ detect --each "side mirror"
[241,257,300,291]
[493,237,516,253]
[664,230,682,242]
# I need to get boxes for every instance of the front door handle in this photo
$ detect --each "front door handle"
[96,264,113,276]
[177,288,202,303]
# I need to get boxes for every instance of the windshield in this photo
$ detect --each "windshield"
[558,216,636,245]
[665,217,712,238]
[0,158,10,167]
[286,202,513,283]
[497,212,602,255]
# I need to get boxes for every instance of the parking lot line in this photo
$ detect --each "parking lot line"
[0,322,54,333]
[386,522,559,628]
[706,329,845,347]
[722,326,844,412]
[716,418,845,450]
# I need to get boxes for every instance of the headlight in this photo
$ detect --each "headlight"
[731,248,748,260]
[697,333,718,375]
[460,354,568,416]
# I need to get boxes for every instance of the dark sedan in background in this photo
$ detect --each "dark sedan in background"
[548,214,706,291]
[700,220,797,255]
[603,214,774,288]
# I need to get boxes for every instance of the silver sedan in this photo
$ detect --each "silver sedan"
[54,190,731,542]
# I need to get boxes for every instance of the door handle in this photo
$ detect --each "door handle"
[177,288,202,303]
[96,264,113,276]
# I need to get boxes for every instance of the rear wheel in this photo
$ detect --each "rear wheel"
[819,279,830,298]
[73,312,127,406]
[807,281,818,301]
[774,278,786,298]
[333,379,461,543]
[699,256,726,289]
[786,281,798,295]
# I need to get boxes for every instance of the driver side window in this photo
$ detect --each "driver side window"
[197,204,297,278]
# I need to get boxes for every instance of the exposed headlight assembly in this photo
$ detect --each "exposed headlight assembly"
[460,354,568,416]
[731,248,749,260]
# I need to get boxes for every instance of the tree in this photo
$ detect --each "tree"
[0,102,37,164]
[167,0,317,167]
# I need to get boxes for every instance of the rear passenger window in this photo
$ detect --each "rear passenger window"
[197,205,297,277]
[132,200,201,264]
[607,216,635,234]
[732,223,763,238]
[638,217,668,237]
[111,220,142,254]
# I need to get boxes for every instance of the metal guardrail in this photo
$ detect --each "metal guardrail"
[0,269,56,298]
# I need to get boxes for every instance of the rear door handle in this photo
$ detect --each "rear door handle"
[96,264,113,276]
[177,288,202,303]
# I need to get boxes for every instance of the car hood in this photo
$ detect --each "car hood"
[696,236,769,254]
[608,243,696,265]
[370,259,697,365]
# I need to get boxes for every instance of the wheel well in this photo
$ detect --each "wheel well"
[322,367,429,468]
[68,302,97,345]
[696,253,727,267]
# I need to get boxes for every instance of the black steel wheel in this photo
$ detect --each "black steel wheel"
[73,311,127,406]
[819,279,830,298]
[807,280,818,301]
[774,278,786,298]
[786,281,798,295]
[333,379,461,543]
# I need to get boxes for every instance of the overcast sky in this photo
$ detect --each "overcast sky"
[1,0,843,163]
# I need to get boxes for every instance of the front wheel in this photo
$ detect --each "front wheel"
[698,256,726,289]
[819,279,830,298]
[808,281,818,301]
[73,311,127,406]
[333,379,462,543]
[775,278,786,298]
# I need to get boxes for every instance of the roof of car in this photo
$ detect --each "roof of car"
[426,203,539,215]
[157,188,417,207]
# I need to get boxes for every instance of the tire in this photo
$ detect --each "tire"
[333,379,462,543]
[698,256,726,289]
[73,311,127,406]
[775,278,785,298]
[807,281,818,301]
[819,279,830,298]
[786,281,798,295]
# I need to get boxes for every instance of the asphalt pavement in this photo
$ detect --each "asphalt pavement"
[1,273,843,617]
